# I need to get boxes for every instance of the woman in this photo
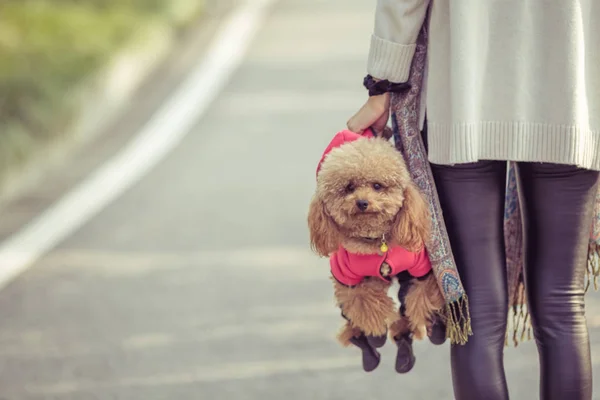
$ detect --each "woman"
[348,1,600,399]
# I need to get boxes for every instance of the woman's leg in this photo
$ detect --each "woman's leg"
[431,161,510,400]
[517,163,598,400]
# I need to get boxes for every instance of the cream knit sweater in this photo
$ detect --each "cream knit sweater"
[368,1,600,171]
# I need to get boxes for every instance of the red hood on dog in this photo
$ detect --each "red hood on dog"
[316,129,376,178]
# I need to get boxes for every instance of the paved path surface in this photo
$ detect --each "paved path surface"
[1,0,600,399]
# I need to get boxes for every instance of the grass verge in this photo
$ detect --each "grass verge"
[0,0,202,181]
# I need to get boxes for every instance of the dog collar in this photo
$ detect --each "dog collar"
[359,234,389,254]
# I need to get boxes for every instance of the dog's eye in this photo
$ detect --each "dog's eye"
[345,183,355,193]
[373,183,383,191]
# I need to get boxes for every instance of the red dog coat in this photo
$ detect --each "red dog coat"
[330,245,432,287]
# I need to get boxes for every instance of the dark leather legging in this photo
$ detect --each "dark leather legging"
[430,160,599,400]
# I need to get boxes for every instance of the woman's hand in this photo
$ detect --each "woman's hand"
[347,92,390,135]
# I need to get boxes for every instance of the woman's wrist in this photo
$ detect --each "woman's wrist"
[363,74,411,97]
[367,92,390,113]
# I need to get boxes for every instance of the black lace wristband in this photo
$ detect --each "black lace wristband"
[363,75,411,96]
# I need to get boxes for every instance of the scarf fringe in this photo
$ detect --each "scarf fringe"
[586,242,600,292]
[506,241,600,347]
[445,294,473,345]
[505,301,532,347]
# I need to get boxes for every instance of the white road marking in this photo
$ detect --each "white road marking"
[28,356,359,394]
[0,317,341,358]
[0,0,275,291]
[38,246,325,274]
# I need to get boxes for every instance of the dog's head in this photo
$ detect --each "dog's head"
[308,133,430,256]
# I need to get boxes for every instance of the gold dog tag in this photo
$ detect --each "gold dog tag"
[380,242,389,253]
[380,234,388,253]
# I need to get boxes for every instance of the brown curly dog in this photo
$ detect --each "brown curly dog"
[308,130,445,365]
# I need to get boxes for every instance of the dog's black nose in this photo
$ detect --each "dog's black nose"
[356,199,369,211]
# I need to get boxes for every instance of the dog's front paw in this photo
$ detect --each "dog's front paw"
[337,322,384,372]
[335,279,398,337]
[343,307,391,337]
[349,334,382,372]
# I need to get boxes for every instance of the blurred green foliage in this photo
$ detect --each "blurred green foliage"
[0,0,175,167]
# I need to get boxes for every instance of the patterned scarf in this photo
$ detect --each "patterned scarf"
[389,23,600,346]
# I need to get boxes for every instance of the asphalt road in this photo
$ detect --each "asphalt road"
[1,0,600,399]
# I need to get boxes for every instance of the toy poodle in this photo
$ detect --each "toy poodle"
[308,128,446,373]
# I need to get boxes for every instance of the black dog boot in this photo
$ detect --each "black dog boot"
[366,333,387,348]
[428,315,447,345]
[349,335,381,372]
[394,334,416,374]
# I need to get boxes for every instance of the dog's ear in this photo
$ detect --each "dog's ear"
[391,184,431,252]
[308,195,339,256]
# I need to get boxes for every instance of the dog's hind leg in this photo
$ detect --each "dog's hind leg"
[404,273,445,340]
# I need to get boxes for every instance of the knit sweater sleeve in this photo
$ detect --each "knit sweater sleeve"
[367,0,430,83]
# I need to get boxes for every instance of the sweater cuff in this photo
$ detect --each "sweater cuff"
[367,34,416,83]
